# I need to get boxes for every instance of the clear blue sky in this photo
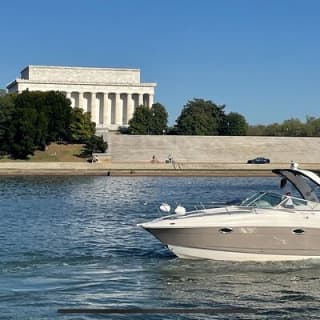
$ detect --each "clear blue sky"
[1,0,320,125]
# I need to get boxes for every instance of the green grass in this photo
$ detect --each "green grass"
[0,143,87,162]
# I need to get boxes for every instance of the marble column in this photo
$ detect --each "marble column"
[78,92,84,110]
[103,93,110,126]
[127,93,134,123]
[91,92,97,123]
[149,94,154,108]
[138,94,143,107]
[115,93,123,125]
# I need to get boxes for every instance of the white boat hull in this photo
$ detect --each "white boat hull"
[140,207,320,261]
[168,245,320,262]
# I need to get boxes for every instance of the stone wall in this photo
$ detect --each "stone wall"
[109,135,320,163]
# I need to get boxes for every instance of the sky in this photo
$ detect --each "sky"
[1,0,320,125]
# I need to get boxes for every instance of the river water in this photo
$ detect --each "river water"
[1,176,320,319]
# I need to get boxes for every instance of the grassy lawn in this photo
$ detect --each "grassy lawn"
[0,143,87,162]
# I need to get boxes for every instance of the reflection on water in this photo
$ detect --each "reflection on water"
[0,176,320,319]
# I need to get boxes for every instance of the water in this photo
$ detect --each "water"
[1,176,320,319]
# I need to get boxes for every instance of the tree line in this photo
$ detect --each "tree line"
[0,91,107,159]
[248,117,320,136]
[128,98,320,137]
[128,98,248,136]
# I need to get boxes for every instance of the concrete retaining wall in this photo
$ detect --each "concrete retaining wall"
[109,135,320,163]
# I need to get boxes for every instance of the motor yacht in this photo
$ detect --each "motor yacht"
[138,163,320,261]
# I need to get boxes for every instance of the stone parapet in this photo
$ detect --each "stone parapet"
[22,65,141,84]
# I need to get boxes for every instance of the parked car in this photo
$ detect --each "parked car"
[247,157,270,164]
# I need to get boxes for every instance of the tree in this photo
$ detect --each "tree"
[305,116,320,136]
[222,112,248,136]
[128,105,152,134]
[43,91,73,142]
[150,103,168,135]
[0,94,16,155]
[82,135,108,156]
[128,103,169,135]
[69,107,95,143]
[0,89,6,97]
[280,118,307,137]
[8,107,38,159]
[0,91,98,159]
[14,90,73,144]
[175,99,225,135]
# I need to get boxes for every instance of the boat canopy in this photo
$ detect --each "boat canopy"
[272,167,320,202]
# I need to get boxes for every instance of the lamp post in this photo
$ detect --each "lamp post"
[149,112,155,135]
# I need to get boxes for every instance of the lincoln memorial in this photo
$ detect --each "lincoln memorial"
[7,65,157,133]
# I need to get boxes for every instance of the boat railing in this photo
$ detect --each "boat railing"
[157,204,254,221]
[156,191,320,221]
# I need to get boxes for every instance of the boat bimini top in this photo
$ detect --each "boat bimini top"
[272,162,320,203]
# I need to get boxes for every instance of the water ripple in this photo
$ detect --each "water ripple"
[1,176,320,319]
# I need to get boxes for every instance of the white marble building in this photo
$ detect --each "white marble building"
[7,65,157,133]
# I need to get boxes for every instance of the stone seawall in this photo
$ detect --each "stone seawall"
[109,135,320,164]
[0,161,319,176]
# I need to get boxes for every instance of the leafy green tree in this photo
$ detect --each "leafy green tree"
[0,92,17,109]
[43,91,72,142]
[247,124,264,136]
[8,107,38,159]
[248,123,282,136]
[14,91,72,144]
[0,94,16,155]
[222,112,248,136]
[279,118,304,136]
[82,135,108,156]
[128,105,152,134]
[248,117,320,137]
[150,103,168,135]
[0,91,97,158]
[128,103,169,135]
[0,89,6,97]
[69,107,95,143]
[13,91,48,147]
[305,116,320,136]
[265,123,282,136]
[175,99,225,135]
[166,126,179,135]
[34,111,48,150]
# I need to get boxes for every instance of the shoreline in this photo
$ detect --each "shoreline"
[0,161,319,176]
[0,169,274,177]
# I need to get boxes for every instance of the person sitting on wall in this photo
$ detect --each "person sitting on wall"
[92,155,99,163]
[151,155,159,163]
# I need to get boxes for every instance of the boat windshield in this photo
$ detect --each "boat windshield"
[241,192,283,208]
[240,191,320,210]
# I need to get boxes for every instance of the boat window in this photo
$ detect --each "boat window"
[219,227,233,234]
[241,192,265,206]
[260,193,283,207]
[292,228,305,235]
[241,192,283,208]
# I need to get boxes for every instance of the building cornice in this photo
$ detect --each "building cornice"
[26,65,141,72]
[6,80,17,89]
[8,79,157,88]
